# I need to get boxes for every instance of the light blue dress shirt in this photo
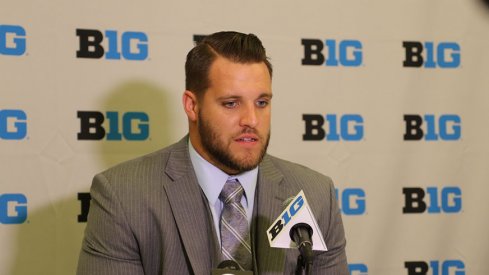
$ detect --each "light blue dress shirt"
[188,140,258,244]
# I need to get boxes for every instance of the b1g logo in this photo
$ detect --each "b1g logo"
[402,187,462,214]
[303,114,364,141]
[302,39,363,67]
[0,194,28,224]
[336,188,366,215]
[77,111,149,141]
[76,29,148,60]
[404,114,461,141]
[0,109,27,140]
[77,192,91,223]
[405,260,465,275]
[267,195,304,241]
[0,25,26,56]
[403,41,460,68]
[349,263,368,275]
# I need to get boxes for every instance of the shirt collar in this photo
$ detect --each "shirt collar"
[188,140,258,206]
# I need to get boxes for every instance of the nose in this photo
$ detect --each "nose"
[239,103,258,128]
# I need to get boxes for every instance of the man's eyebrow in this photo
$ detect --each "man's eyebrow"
[258,92,273,99]
[216,95,242,101]
[216,92,272,101]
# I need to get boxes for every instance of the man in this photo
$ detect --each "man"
[77,31,348,274]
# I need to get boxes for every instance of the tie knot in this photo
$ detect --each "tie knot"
[219,179,244,204]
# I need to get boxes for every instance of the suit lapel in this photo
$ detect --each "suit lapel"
[163,138,214,274]
[254,155,290,274]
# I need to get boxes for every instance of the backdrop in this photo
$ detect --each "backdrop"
[1,1,489,274]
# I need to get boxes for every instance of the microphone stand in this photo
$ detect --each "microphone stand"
[294,247,313,275]
[295,254,303,275]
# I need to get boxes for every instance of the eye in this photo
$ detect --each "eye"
[256,99,269,108]
[223,101,238,108]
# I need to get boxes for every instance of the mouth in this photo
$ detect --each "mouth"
[235,135,259,143]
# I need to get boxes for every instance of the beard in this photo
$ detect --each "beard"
[198,112,270,174]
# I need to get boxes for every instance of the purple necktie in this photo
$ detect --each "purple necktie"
[219,178,252,270]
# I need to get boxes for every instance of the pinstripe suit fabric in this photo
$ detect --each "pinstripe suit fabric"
[77,136,348,275]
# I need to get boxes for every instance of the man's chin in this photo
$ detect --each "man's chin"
[229,155,263,173]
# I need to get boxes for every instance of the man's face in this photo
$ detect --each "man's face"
[193,56,272,175]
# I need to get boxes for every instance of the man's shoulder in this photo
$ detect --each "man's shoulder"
[99,138,186,179]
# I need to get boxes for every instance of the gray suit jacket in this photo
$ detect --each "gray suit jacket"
[77,137,348,275]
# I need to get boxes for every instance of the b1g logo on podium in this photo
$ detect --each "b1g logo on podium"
[403,114,461,141]
[336,188,366,215]
[402,187,462,214]
[76,29,148,60]
[405,260,465,275]
[403,41,460,68]
[0,109,27,140]
[0,25,26,56]
[302,39,363,67]
[0,194,28,224]
[77,111,149,141]
[303,114,364,141]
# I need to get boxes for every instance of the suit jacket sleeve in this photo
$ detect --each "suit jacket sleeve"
[77,173,144,275]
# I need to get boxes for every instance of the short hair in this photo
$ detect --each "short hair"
[185,31,273,98]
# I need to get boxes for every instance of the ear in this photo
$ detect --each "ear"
[182,90,199,122]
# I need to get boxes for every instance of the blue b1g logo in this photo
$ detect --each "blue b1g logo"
[302,39,363,67]
[349,263,368,275]
[0,194,28,224]
[336,188,366,215]
[77,111,149,141]
[404,114,461,141]
[403,187,462,214]
[405,260,465,275]
[403,41,460,68]
[303,114,364,141]
[0,109,27,140]
[0,25,26,56]
[76,29,148,60]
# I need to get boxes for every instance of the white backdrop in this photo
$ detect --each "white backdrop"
[2,0,489,274]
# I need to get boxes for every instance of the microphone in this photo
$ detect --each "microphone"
[266,190,327,251]
[217,260,240,270]
[211,260,253,275]
[289,223,314,266]
[283,197,314,264]
[266,190,327,274]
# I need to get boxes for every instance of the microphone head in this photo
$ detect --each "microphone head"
[217,260,241,270]
[289,222,313,243]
